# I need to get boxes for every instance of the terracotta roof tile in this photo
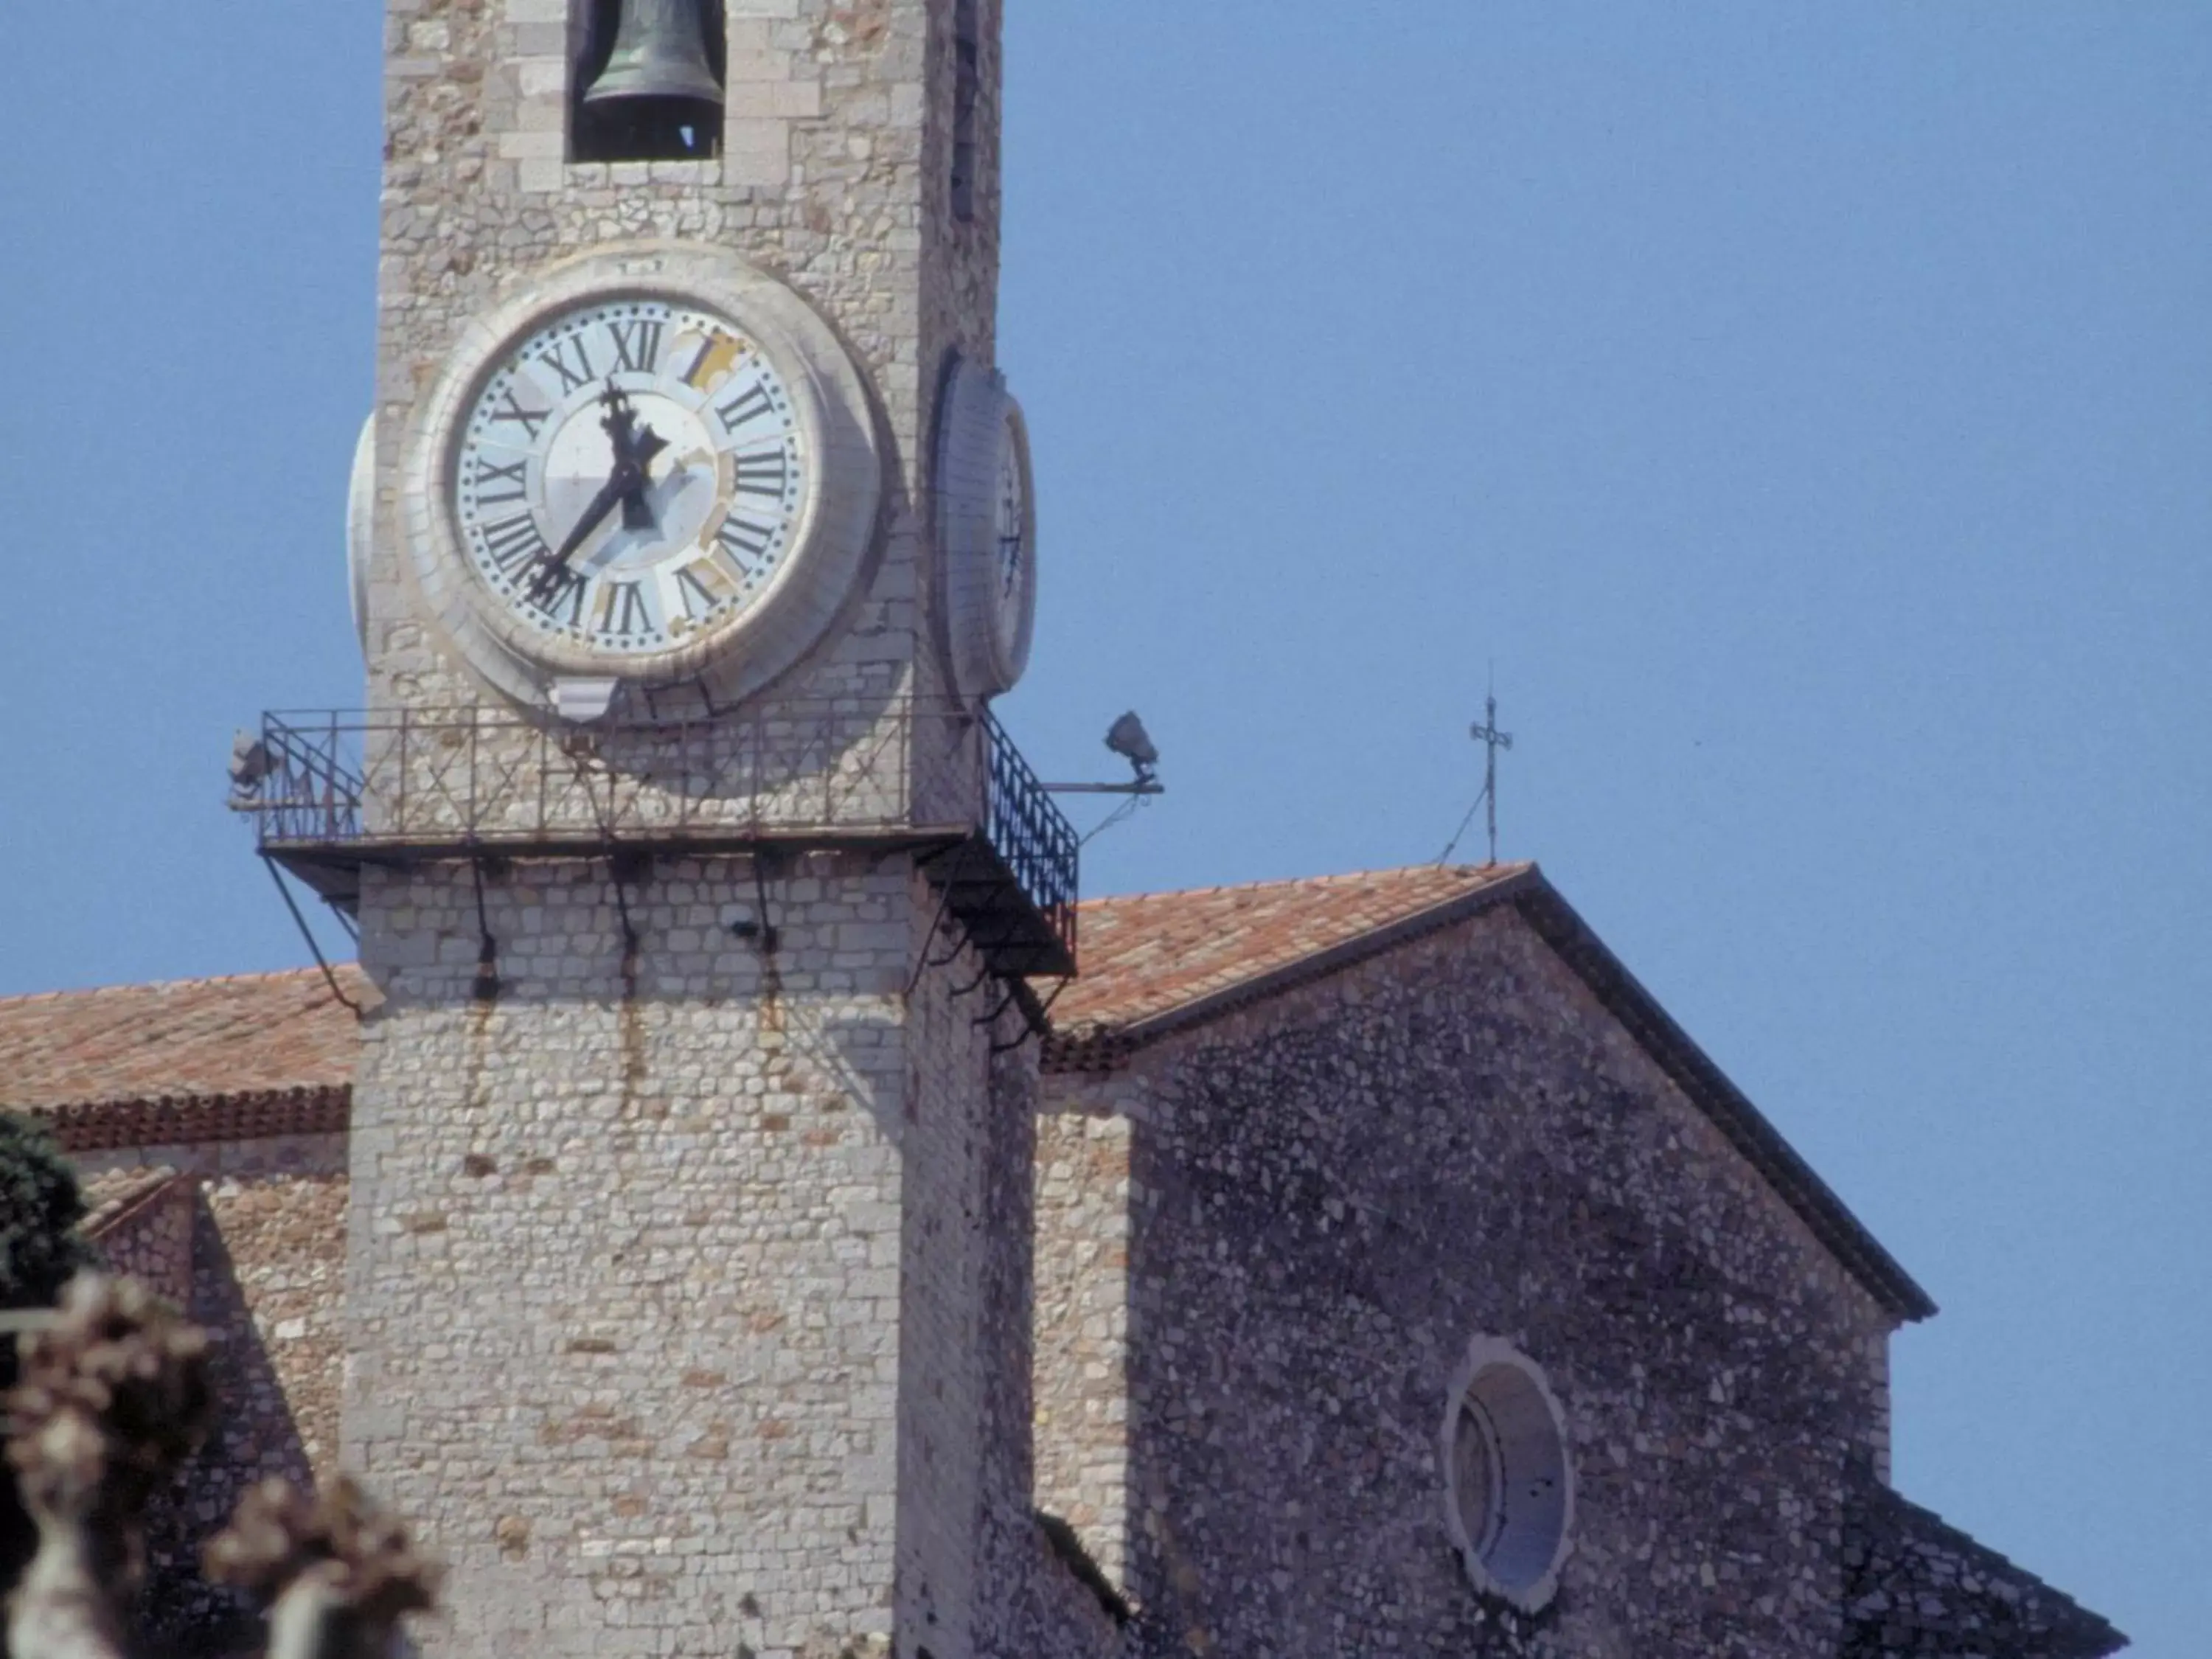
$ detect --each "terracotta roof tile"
[38,1091,352,1155]
[0,967,367,1114]
[78,1165,184,1238]
[1051,863,1531,1036]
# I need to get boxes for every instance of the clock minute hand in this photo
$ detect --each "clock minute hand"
[599,382,667,532]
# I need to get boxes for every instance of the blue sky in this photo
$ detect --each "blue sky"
[1,5,2206,1651]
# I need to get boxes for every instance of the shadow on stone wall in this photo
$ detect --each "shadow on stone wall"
[138,1190,315,1654]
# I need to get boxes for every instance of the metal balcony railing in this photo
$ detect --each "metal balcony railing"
[239,698,1077,976]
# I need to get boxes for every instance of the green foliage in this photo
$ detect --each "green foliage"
[1,1112,95,1634]
[0,1111,92,1317]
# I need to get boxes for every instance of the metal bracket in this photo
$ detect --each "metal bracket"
[907,868,961,995]
[748,851,781,954]
[975,982,1020,1029]
[984,975,1067,1050]
[469,855,500,1002]
[608,849,644,956]
[262,858,364,1016]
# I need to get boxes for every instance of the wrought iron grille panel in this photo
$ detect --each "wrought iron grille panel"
[244,698,1079,970]
[978,704,1078,954]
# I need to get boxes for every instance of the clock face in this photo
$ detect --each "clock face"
[451,297,807,658]
[934,357,1036,701]
[992,409,1029,658]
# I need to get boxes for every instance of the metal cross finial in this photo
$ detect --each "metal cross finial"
[1469,692,1514,867]
[1436,686,1516,869]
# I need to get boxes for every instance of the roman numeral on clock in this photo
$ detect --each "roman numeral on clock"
[597,580,652,638]
[714,514,776,570]
[490,389,551,442]
[673,562,728,621]
[480,514,551,575]
[535,335,596,395]
[716,381,778,433]
[472,459,529,506]
[731,448,790,500]
[608,318,664,375]
[526,565,588,627]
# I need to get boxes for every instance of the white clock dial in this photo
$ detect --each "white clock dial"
[452,298,807,658]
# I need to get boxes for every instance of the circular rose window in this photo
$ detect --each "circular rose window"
[1441,1336,1574,1611]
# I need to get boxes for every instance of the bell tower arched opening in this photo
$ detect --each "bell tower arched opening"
[571,0,727,163]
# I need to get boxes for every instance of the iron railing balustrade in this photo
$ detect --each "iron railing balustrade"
[240,697,1077,975]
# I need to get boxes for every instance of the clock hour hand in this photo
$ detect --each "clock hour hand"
[529,464,633,598]
[619,424,667,530]
[601,383,670,532]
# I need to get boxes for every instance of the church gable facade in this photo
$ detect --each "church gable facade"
[1037,868,1907,1657]
[1026,864,2118,1658]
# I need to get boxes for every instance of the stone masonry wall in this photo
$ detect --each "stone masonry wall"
[195,1172,350,1482]
[912,0,1002,710]
[148,1174,352,1644]
[1039,904,1899,1659]
[1842,1473,2124,1658]
[68,1137,350,1492]
[350,849,948,1659]
[868,874,1119,1659]
[970,990,1124,1659]
[71,1132,347,1186]
[72,1138,349,1646]
[83,1178,195,1313]
[1032,1106,1133,1588]
[894,918,1000,1655]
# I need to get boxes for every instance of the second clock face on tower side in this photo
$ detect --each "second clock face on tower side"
[453,297,807,658]
[992,404,1029,663]
[936,356,1037,701]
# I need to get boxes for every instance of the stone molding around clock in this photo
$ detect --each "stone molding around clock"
[1442,1334,1577,1614]
[347,413,375,658]
[398,241,885,712]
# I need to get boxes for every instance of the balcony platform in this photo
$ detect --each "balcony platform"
[239,699,1077,981]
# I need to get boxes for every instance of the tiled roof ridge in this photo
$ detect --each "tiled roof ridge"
[0,962,346,1010]
[32,1086,351,1154]
[1046,865,1537,1065]
[1075,860,1532,911]
[80,1166,187,1241]
[1515,886,1938,1323]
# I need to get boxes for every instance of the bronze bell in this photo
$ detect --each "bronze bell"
[584,0,723,107]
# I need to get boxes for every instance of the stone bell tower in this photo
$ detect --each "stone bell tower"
[249,3,1074,1657]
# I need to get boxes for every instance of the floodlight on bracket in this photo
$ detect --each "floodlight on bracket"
[1043,711,1166,796]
